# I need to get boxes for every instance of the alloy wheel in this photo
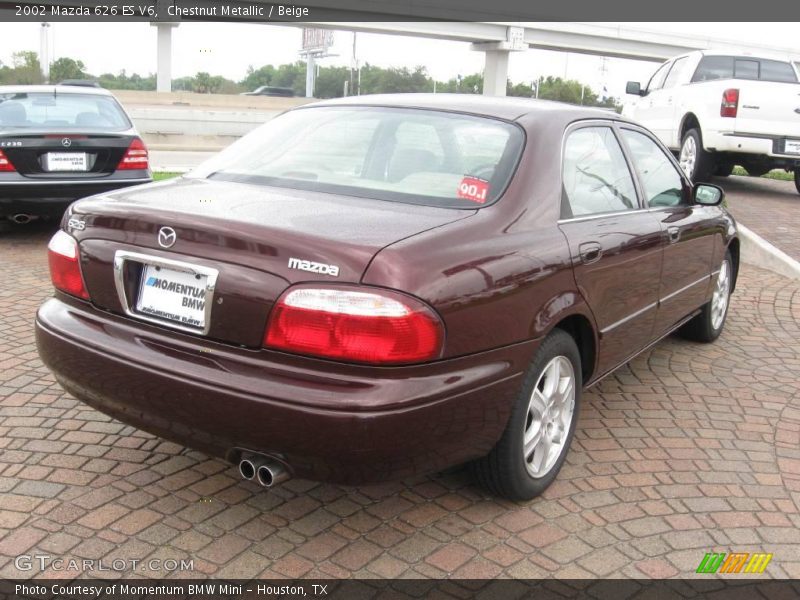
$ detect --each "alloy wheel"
[523,355,576,478]
[711,259,731,330]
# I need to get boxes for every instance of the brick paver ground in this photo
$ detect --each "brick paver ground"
[1,220,799,580]
[723,174,800,261]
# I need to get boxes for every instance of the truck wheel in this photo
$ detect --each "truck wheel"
[472,329,581,501]
[679,128,713,182]
[794,168,800,195]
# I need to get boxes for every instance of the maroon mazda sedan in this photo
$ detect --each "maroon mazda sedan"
[35,95,738,500]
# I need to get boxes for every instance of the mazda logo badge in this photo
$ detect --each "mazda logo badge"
[158,226,177,249]
[61,138,72,147]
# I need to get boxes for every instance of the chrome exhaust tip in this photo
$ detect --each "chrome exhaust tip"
[238,457,260,481]
[256,461,290,488]
[10,214,35,224]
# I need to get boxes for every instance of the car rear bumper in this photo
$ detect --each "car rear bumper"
[0,176,151,217]
[35,296,537,484]
[707,131,800,163]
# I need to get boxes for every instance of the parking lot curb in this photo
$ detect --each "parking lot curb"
[738,223,800,280]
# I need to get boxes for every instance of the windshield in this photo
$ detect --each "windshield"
[189,106,525,208]
[0,92,131,130]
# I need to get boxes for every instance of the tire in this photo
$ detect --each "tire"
[472,329,582,501]
[679,128,714,183]
[794,169,800,195]
[714,162,734,177]
[680,251,733,343]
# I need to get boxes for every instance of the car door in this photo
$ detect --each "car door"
[618,126,717,336]
[657,56,690,148]
[631,61,672,143]
[558,123,665,377]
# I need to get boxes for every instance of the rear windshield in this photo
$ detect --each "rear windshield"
[691,56,798,83]
[0,92,131,130]
[190,106,525,208]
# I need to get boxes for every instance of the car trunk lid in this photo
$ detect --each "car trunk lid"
[70,177,473,348]
[0,130,133,177]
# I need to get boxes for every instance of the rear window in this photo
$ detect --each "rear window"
[759,59,798,83]
[191,106,524,208]
[691,56,798,83]
[0,92,130,130]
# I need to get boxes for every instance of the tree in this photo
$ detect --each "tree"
[240,64,276,92]
[8,51,43,84]
[270,62,305,95]
[97,70,156,90]
[359,64,432,95]
[436,73,482,94]
[49,57,87,83]
[314,65,349,98]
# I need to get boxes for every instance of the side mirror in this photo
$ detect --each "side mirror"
[694,183,725,206]
[626,81,643,96]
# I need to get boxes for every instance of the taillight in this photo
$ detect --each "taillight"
[720,88,739,118]
[0,149,16,172]
[47,230,89,300]
[116,137,149,170]
[264,287,444,364]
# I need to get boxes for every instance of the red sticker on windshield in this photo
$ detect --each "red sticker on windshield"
[457,176,490,204]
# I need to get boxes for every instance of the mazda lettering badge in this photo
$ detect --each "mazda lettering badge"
[158,227,177,249]
[61,138,72,147]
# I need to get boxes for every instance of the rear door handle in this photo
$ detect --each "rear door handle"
[667,226,681,243]
[578,242,602,264]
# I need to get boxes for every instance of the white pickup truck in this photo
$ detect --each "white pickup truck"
[623,50,800,194]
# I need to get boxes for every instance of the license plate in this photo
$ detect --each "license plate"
[136,264,209,330]
[46,152,88,171]
[785,140,800,155]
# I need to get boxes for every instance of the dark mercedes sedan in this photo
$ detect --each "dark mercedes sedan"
[35,95,738,500]
[0,85,151,230]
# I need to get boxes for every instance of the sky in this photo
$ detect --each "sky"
[0,21,796,103]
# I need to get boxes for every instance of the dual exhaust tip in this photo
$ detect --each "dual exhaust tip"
[238,454,290,488]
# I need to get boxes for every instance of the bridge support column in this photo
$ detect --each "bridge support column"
[471,27,526,97]
[153,22,178,93]
[482,50,510,96]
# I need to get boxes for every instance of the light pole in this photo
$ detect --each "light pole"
[40,22,50,83]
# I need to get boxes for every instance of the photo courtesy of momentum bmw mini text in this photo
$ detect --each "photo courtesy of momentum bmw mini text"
[1,1,800,598]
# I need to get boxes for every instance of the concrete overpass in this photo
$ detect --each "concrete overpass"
[153,20,800,95]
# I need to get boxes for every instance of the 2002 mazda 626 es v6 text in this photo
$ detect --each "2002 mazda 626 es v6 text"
[35,94,738,500]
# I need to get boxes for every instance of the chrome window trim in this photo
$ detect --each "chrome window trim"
[557,206,664,224]
[113,250,219,337]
